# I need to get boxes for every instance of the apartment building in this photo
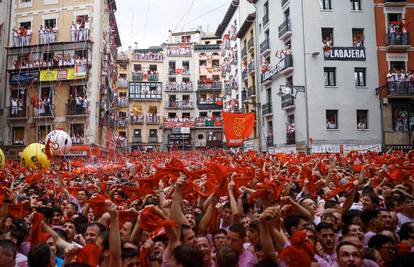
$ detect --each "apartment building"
[125,47,163,152]
[0,0,12,145]
[216,0,258,149]
[252,0,381,153]
[375,0,414,150]
[4,0,121,158]
[193,34,224,149]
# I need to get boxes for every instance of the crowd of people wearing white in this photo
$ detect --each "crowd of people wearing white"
[166,81,193,92]
[388,19,409,45]
[70,16,92,42]
[11,26,32,47]
[33,96,52,117]
[10,97,25,116]
[132,52,163,61]
[71,133,85,144]
[387,69,414,94]
[38,25,58,44]
[68,94,88,114]
[13,54,87,70]
[117,96,128,107]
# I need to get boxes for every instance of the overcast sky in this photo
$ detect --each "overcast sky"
[115,0,231,50]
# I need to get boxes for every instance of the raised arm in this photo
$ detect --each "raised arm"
[106,200,122,267]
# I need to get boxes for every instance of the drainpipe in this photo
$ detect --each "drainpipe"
[300,0,310,153]
[251,4,263,152]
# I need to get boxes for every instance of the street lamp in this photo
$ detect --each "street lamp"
[277,85,305,98]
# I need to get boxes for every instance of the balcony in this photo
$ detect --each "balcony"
[198,81,223,91]
[132,72,143,81]
[248,62,255,74]
[8,106,28,120]
[133,136,142,143]
[129,91,162,101]
[149,136,159,143]
[262,14,269,27]
[148,73,159,81]
[197,98,223,110]
[248,37,254,52]
[242,90,248,102]
[248,86,255,97]
[66,103,88,117]
[130,115,145,124]
[384,0,407,6]
[281,94,295,109]
[266,136,274,147]
[166,82,193,92]
[278,19,292,40]
[165,101,195,109]
[286,132,295,145]
[386,32,410,50]
[117,98,128,108]
[260,38,271,55]
[132,52,163,62]
[117,119,128,128]
[262,103,272,116]
[242,70,248,81]
[386,81,414,97]
[241,47,247,59]
[117,79,128,88]
[262,54,294,83]
[196,118,223,128]
[33,105,55,120]
[146,114,160,125]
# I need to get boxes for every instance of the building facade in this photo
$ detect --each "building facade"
[375,0,414,150]
[252,0,382,153]
[0,0,12,145]
[4,0,121,158]
[216,0,258,149]
[125,47,163,152]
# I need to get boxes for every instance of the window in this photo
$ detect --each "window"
[357,110,368,130]
[199,59,207,66]
[352,28,364,47]
[351,0,361,11]
[37,125,51,143]
[44,18,57,28]
[322,28,334,46]
[168,113,176,118]
[20,21,31,29]
[149,65,157,72]
[326,110,338,129]
[12,127,25,145]
[182,113,191,118]
[70,124,85,144]
[392,104,414,132]
[320,0,332,10]
[324,67,336,86]
[199,112,208,118]
[354,68,366,87]
[149,129,157,137]
[134,64,141,72]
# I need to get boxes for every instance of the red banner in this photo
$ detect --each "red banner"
[222,112,255,147]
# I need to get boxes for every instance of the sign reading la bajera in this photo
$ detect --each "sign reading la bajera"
[324,47,366,61]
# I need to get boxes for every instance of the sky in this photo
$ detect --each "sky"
[115,0,231,50]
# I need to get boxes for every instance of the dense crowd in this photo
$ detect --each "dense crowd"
[0,149,414,267]
[13,55,87,70]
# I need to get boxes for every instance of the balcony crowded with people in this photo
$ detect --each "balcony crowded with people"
[386,69,414,96]
[166,81,193,92]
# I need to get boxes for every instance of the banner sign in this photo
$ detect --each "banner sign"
[384,145,413,151]
[39,64,87,82]
[223,112,255,147]
[262,55,293,81]
[163,119,196,129]
[324,47,366,61]
[9,71,39,84]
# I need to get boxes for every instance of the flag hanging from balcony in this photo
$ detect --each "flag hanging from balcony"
[222,112,255,147]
